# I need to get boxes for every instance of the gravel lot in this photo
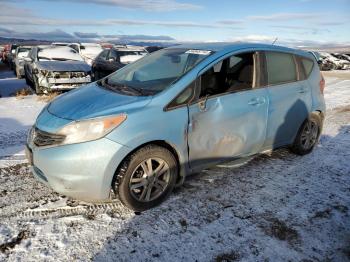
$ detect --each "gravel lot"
[0,64,349,261]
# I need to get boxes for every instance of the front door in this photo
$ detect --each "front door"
[187,51,269,170]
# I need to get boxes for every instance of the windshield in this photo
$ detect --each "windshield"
[101,48,212,95]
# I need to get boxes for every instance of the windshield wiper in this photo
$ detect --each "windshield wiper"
[100,78,145,96]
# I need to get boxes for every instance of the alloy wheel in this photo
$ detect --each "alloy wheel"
[300,120,318,150]
[129,158,171,202]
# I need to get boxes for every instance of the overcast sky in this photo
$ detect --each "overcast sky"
[0,0,349,46]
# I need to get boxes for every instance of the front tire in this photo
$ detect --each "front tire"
[15,67,22,79]
[114,145,178,211]
[33,76,43,95]
[290,113,322,155]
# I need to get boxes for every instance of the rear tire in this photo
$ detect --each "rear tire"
[113,145,178,211]
[290,113,322,155]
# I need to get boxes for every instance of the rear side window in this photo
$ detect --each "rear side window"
[301,58,314,77]
[265,52,297,85]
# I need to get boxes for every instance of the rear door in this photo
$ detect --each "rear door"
[187,51,269,170]
[263,51,311,148]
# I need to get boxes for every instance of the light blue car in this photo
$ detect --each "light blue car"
[26,43,326,211]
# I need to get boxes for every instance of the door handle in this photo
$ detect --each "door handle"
[248,99,259,105]
[248,97,265,106]
[298,87,308,94]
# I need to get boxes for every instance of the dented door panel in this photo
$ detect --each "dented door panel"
[188,88,269,170]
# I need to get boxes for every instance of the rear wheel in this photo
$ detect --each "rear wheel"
[114,145,178,211]
[290,113,322,155]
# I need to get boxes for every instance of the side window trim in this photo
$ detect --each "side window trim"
[295,55,306,81]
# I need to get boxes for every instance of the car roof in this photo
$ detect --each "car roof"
[169,42,310,57]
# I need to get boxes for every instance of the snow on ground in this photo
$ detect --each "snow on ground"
[0,62,46,166]
[0,63,349,261]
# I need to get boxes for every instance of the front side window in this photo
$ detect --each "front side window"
[100,48,212,95]
[265,52,297,85]
[98,50,109,60]
[199,52,258,98]
[107,50,119,61]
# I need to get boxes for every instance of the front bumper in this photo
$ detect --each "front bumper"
[27,138,130,201]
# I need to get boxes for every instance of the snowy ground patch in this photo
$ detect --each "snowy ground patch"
[0,64,349,261]
[0,63,46,166]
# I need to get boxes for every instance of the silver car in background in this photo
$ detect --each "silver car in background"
[14,46,32,78]
[24,46,91,94]
[52,42,103,66]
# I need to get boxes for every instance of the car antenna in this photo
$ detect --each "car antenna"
[272,37,278,45]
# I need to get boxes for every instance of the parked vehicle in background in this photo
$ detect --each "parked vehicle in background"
[145,46,164,53]
[0,45,4,61]
[319,59,336,71]
[14,46,32,78]
[100,43,114,49]
[24,46,91,94]
[2,45,9,62]
[319,52,350,70]
[27,43,325,211]
[69,43,103,66]
[1,44,10,62]
[92,45,148,80]
[7,44,19,69]
[332,53,350,63]
[52,42,103,65]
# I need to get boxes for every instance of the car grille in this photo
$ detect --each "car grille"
[32,127,66,147]
[52,71,87,78]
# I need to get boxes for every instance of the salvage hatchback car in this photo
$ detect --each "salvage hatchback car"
[24,46,91,94]
[26,43,325,211]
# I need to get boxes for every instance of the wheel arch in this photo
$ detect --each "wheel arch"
[111,140,185,189]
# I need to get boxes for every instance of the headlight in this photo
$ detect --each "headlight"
[58,114,127,145]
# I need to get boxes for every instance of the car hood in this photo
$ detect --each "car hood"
[47,82,152,120]
[36,60,91,72]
